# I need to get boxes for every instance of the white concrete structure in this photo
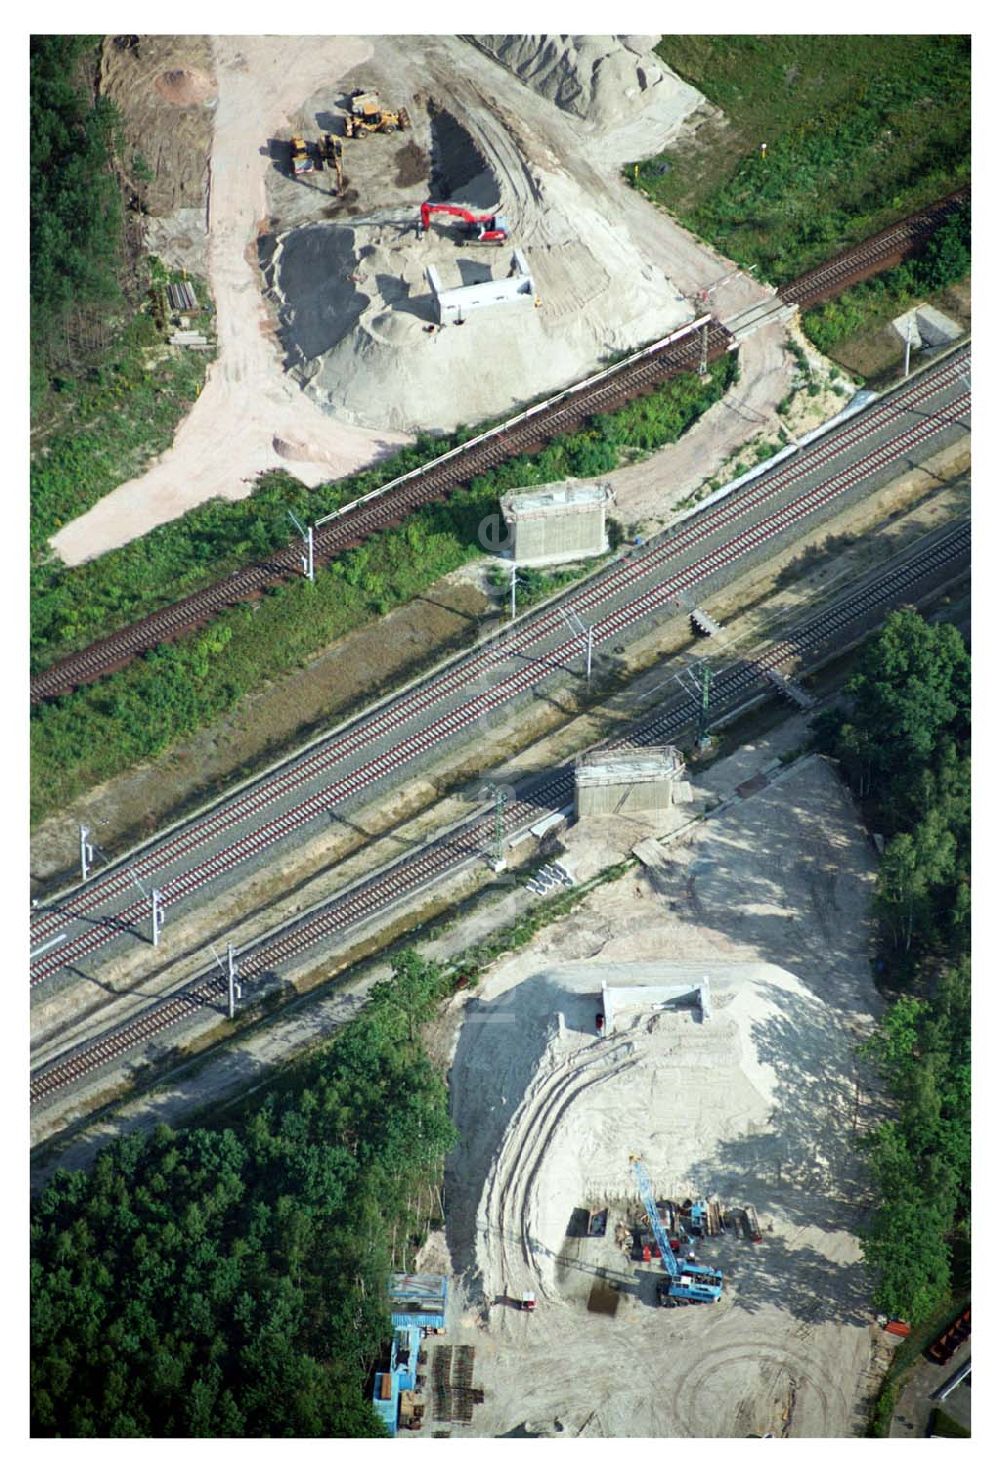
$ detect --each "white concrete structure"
[575,744,683,819]
[426,249,536,327]
[601,972,712,1034]
[892,301,963,351]
[501,479,614,566]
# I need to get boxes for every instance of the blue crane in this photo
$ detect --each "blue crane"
[631,1158,723,1307]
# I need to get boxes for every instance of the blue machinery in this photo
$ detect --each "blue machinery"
[631,1158,723,1306]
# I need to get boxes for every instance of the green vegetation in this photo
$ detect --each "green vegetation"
[633,36,970,283]
[31,951,456,1437]
[31,360,735,824]
[31,277,215,552]
[813,611,969,1325]
[803,202,971,356]
[30,36,124,410]
[30,40,217,553]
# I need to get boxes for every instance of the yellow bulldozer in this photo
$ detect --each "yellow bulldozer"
[343,88,410,138]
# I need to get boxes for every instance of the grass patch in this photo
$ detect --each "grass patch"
[31,265,216,554]
[631,36,970,283]
[31,360,735,824]
[803,202,970,358]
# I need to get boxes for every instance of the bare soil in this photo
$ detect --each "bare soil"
[424,740,888,1438]
[100,36,216,215]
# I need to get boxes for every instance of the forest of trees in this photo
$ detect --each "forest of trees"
[30,35,126,408]
[31,952,456,1437]
[814,609,970,1322]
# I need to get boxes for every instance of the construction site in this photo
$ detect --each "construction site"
[258,39,730,435]
[402,722,888,1439]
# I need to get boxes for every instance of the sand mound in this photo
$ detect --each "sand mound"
[470,34,701,132]
[272,436,330,463]
[459,962,860,1305]
[269,194,689,433]
[154,67,215,106]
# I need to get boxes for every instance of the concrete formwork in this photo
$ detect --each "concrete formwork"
[574,743,683,819]
[601,974,712,1034]
[501,479,614,566]
[426,249,535,326]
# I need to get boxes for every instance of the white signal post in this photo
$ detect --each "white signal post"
[287,511,315,582]
[151,889,166,947]
[79,825,95,882]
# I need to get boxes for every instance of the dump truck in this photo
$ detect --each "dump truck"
[290,136,313,175]
[344,88,411,137]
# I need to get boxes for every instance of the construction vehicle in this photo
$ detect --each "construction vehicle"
[344,88,411,138]
[318,133,345,192]
[632,1159,723,1307]
[289,136,314,176]
[419,201,510,244]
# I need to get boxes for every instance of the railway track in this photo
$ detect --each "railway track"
[29,349,969,988]
[31,190,968,704]
[779,187,969,311]
[30,318,731,702]
[30,515,969,1107]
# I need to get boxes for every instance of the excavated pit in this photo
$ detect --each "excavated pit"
[428,106,498,207]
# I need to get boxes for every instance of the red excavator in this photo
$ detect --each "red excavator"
[419,201,509,243]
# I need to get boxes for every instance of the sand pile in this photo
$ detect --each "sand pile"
[154,67,216,105]
[469,34,702,133]
[267,188,689,433]
[461,961,851,1304]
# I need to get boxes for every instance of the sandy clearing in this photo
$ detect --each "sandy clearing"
[425,749,886,1437]
[51,36,409,567]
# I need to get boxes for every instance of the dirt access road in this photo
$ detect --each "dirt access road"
[52,37,408,567]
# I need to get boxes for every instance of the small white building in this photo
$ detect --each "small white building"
[500,480,614,566]
[426,249,535,327]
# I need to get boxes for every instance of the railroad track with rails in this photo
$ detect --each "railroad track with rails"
[30,515,970,1107]
[779,186,969,311]
[31,189,968,704]
[29,348,970,990]
[30,318,732,702]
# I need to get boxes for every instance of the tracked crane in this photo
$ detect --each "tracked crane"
[631,1158,723,1307]
[419,201,509,243]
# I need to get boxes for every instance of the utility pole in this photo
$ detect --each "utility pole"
[676,659,714,747]
[509,562,520,623]
[287,511,315,582]
[227,945,242,1020]
[697,660,713,747]
[151,889,166,947]
[79,825,94,882]
[480,782,508,870]
[562,606,594,689]
[212,944,243,1020]
[903,319,918,380]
